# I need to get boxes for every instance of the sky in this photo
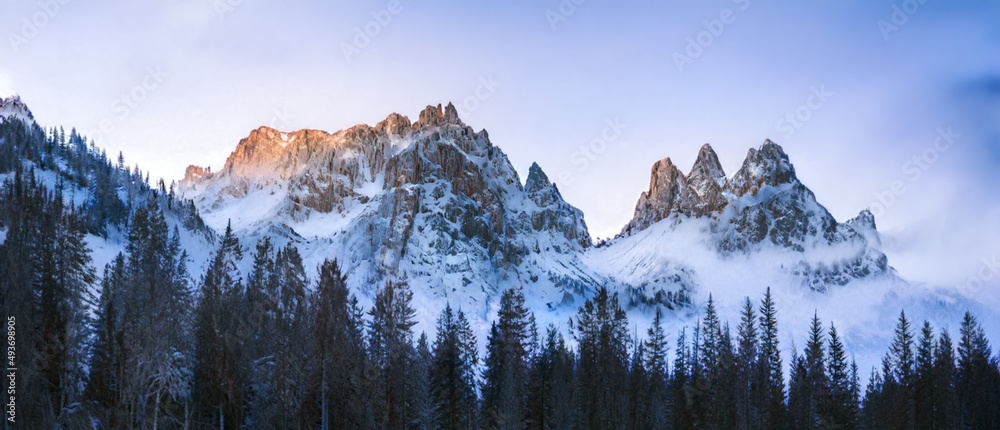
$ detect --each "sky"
[2,0,999,290]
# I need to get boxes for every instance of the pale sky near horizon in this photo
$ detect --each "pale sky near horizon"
[2,0,999,290]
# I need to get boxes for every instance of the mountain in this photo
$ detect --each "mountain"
[3,96,996,386]
[0,95,35,125]
[176,104,910,337]
[180,103,597,326]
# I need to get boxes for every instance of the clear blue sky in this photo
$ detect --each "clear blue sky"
[2,0,998,288]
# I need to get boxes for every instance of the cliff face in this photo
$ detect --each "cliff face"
[179,105,894,325]
[180,103,594,306]
[616,139,890,293]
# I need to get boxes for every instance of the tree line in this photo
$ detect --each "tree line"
[4,185,1000,428]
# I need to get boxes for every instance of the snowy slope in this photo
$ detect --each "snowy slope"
[176,105,999,378]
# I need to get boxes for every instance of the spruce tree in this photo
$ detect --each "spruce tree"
[369,280,418,430]
[572,286,629,429]
[914,321,936,430]
[957,312,1000,429]
[644,308,671,429]
[312,259,372,429]
[825,322,856,429]
[932,329,959,429]
[526,325,575,430]
[429,305,478,430]
[192,221,245,429]
[757,288,786,428]
[888,311,916,429]
[480,287,532,430]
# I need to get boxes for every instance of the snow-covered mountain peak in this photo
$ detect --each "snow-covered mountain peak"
[178,104,596,328]
[689,143,726,184]
[414,102,463,130]
[0,95,35,125]
[524,162,552,194]
[619,157,687,237]
[727,139,797,196]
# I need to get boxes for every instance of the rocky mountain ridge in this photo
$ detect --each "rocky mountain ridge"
[0,95,35,124]
[178,104,894,325]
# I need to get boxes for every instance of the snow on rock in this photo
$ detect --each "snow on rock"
[0,95,35,125]
[178,105,997,372]
[179,103,596,335]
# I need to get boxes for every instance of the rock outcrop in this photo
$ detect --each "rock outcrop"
[618,139,891,290]
[179,102,594,303]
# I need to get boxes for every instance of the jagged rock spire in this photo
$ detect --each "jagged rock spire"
[688,143,726,185]
[524,162,552,194]
[414,102,462,129]
[726,139,797,196]
[620,157,686,237]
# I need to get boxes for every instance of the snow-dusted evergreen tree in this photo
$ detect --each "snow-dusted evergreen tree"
[525,325,575,430]
[429,305,479,430]
[957,312,1000,428]
[0,166,95,427]
[644,308,671,429]
[789,312,828,430]
[735,297,760,429]
[368,280,418,430]
[311,259,373,429]
[930,329,959,429]
[825,322,858,429]
[110,203,193,427]
[573,286,629,429]
[757,287,787,428]
[480,287,532,430]
[85,254,127,426]
[192,221,245,429]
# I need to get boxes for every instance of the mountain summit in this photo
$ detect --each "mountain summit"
[180,105,894,327]
[180,103,594,316]
[0,95,35,124]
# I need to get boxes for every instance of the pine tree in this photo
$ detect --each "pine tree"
[84,254,127,426]
[957,312,1000,429]
[573,286,629,429]
[789,312,827,430]
[644,308,671,429]
[914,321,935,430]
[825,322,857,429]
[931,329,959,429]
[887,311,916,429]
[312,259,372,429]
[429,305,478,430]
[757,287,786,428]
[672,327,695,429]
[369,280,418,430]
[480,287,532,430]
[626,338,650,430]
[526,325,574,430]
[411,333,433,430]
[192,221,245,429]
[735,297,760,430]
